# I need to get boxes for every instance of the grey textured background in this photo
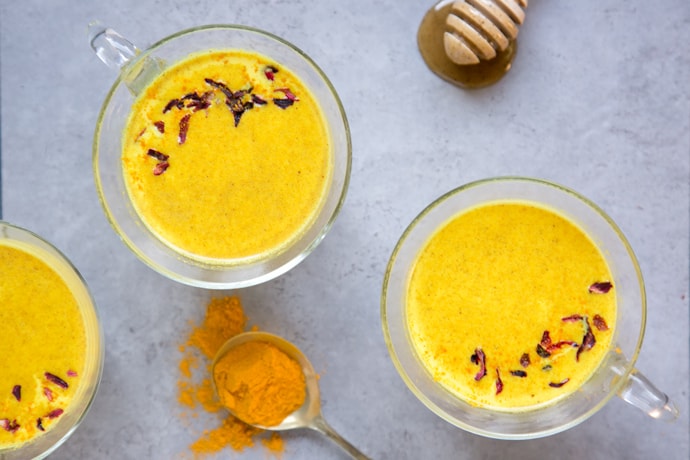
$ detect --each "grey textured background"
[1,1,688,459]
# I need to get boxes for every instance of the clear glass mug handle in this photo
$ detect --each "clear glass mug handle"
[88,21,138,70]
[87,20,163,95]
[611,353,679,421]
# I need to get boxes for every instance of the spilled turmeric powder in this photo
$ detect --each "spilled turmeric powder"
[177,296,288,457]
[213,341,306,427]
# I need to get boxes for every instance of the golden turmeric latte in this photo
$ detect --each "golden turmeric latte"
[122,49,332,263]
[0,241,86,449]
[407,201,616,411]
[213,341,306,427]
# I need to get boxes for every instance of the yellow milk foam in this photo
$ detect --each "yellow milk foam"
[406,201,617,411]
[122,49,332,264]
[0,240,87,448]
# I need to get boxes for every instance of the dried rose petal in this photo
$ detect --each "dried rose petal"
[274,98,294,109]
[251,94,267,105]
[589,281,613,294]
[495,368,503,395]
[576,317,596,361]
[520,353,530,368]
[0,418,20,433]
[67,370,78,378]
[471,348,487,381]
[153,121,165,133]
[12,385,20,402]
[45,372,68,389]
[536,344,551,358]
[147,149,169,162]
[510,370,527,378]
[232,89,248,100]
[205,78,234,99]
[562,314,584,323]
[187,91,213,111]
[548,341,579,352]
[37,418,45,432]
[178,113,191,144]
[46,409,64,419]
[541,329,577,352]
[264,65,278,81]
[43,387,54,402]
[593,314,609,331]
[163,98,183,113]
[540,331,552,348]
[275,88,298,101]
[153,161,170,176]
[180,92,199,102]
[549,378,570,388]
[227,100,254,127]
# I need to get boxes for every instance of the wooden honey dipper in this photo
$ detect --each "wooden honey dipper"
[443,0,528,65]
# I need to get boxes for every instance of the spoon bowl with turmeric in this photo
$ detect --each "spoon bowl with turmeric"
[211,331,370,459]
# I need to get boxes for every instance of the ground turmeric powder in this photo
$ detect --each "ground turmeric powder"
[213,341,306,427]
[177,296,289,457]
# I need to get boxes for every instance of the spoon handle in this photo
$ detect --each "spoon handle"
[309,415,371,460]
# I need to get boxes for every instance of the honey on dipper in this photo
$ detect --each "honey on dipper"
[418,0,528,88]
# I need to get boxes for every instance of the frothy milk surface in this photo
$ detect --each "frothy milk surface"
[122,50,332,263]
[406,202,616,410]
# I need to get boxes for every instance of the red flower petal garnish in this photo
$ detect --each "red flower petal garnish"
[251,94,267,105]
[593,314,609,331]
[0,418,20,433]
[67,370,78,378]
[153,121,165,133]
[178,113,191,144]
[12,385,20,402]
[547,341,579,352]
[589,281,613,294]
[495,368,504,395]
[510,370,527,378]
[549,378,570,388]
[471,348,487,381]
[204,78,234,99]
[540,331,552,348]
[147,148,169,162]
[187,91,213,111]
[562,314,584,322]
[264,65,278,81]
[163,98,183,113]
[45,372,68,389]
[46,409,64,419]
[153,161,170,176]
[273,98,294,109]
[43,387,54,402]
[576,317,596,361]
[274,88,298,101]
[520,353,530,368]
[37,418,45,432]
[536,343,551,358]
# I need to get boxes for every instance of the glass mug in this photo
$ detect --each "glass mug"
[381,177,678,439]
[88,23,351,289]
[0,222,104,459]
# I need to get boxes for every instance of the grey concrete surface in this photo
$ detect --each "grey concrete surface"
[1,1,688,459]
